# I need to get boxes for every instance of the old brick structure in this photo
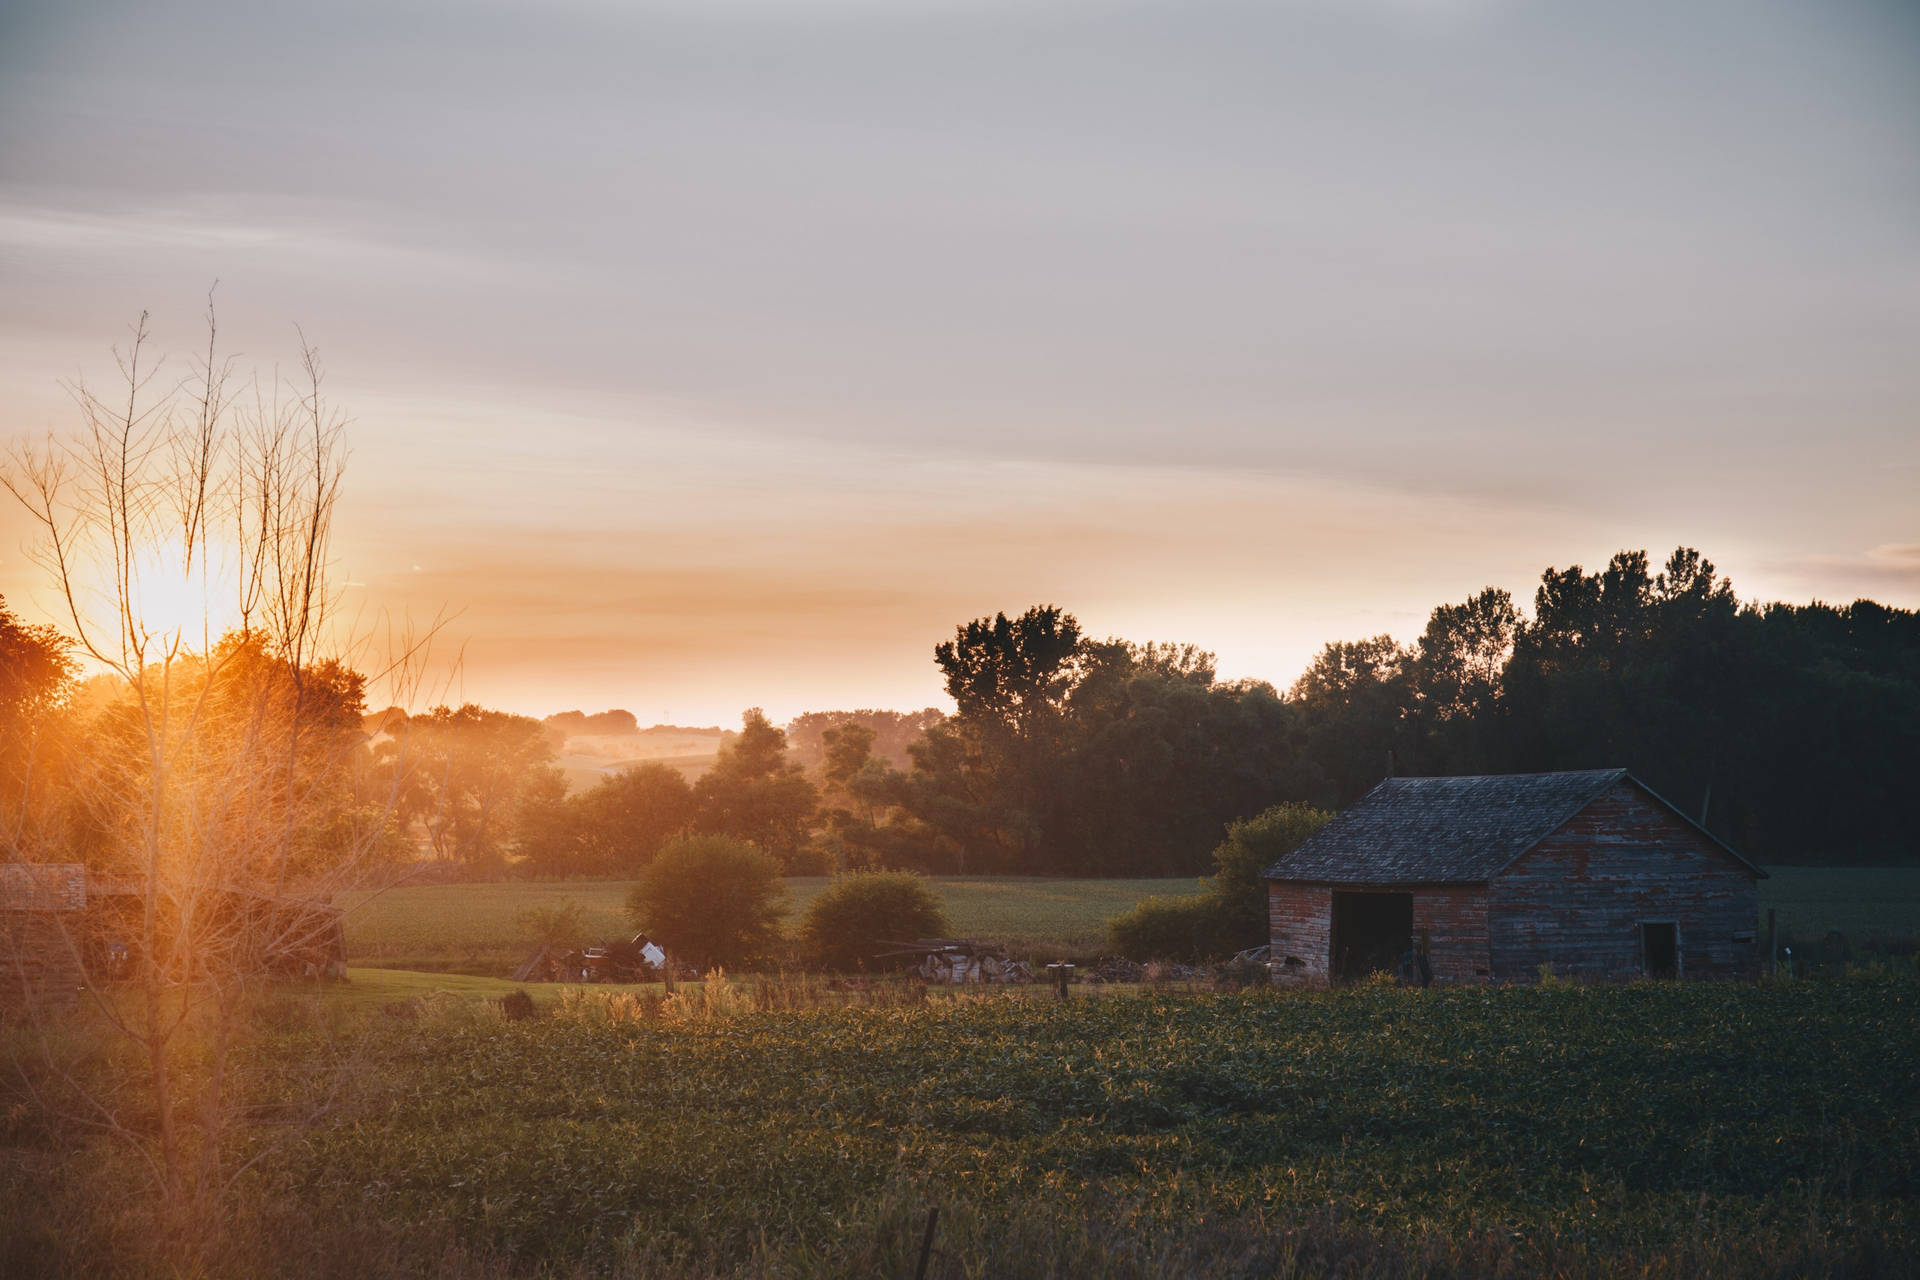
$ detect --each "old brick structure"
[1265,769,1764,986]
[1,863,89,1010]
[2,864,346,1010]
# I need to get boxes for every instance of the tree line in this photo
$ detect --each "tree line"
[830,548,1919,872]
[7,545,1915,882]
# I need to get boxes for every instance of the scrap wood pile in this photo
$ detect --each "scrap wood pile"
[874,939,1036,984]
[512,934,672,983]
[1080,956,1144,983]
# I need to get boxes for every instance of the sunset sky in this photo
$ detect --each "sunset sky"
[2,0,1916,726]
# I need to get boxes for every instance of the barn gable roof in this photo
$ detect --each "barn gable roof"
[0,863,87,912]
[1263,769,1765,885]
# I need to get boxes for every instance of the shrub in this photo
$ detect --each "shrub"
[801,871,950,971]
[1107,894,1237,963]
[1109,801,1334,961]
[625,835,789,971]
[495,990,538,1021]
[1208,801,1333,934]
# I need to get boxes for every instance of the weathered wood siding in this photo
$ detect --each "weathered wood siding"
[1411,885,1492,984]
[1269,881,1490,986]
[1488,780,1760,982]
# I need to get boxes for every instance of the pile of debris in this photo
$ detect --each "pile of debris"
[512,933,668,983]
[1213,945,1274,989]
[876,939,1035,984]
[1080,956,1144,984]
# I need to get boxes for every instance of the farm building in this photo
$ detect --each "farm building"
[1,863,346,1010]
[0,863,90,1010]
[1264,769,1765,985]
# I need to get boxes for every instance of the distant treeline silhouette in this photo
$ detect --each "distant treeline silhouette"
[850,548,1918,874]
[14,544,1906,883]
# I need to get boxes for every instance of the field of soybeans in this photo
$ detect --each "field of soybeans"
[10,975,1914,1277]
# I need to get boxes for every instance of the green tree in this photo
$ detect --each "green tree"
[783,708,944,773]
[693,708,818,865]
[800,871,949,971]
[821,721,877,803]
[900,606,1087,872]
[625,834,789,971]
[388,703,558,873]
[578,762,695,872]
[0,594,76,852]
[1206,801,1333,940]
[1289,635,1414,803]
[935,605,1083,733]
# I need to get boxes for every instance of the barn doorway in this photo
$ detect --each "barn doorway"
[1641,922,1679,979]
[1331,891,1412,982]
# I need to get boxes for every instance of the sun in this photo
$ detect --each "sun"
[126,538,245,648]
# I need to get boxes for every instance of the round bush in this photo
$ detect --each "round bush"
[1106,894,1237,964]
[801,871,950,972]
[625,835,789,972]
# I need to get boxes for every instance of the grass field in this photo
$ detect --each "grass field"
[10,975,1914,1276]
[1759,866,1920,944]
[340,867,1920,979]
[340,875,1207,975]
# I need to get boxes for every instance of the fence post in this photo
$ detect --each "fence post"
[1765,909,1777,979]
[913,1205,939,1280]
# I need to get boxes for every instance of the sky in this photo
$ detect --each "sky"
[2,0,1916,725]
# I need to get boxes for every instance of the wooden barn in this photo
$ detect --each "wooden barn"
[1264,769,1765,986]
[2,863,346,1011]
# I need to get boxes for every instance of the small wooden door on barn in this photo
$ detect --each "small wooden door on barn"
[1331,891,1412,982]
[1640,921,1679,979]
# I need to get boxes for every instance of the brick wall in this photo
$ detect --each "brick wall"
[1268,881,1331,986]
[0,914,84,1010]
[1487,780,1761,982]
[1269,881,1491,986]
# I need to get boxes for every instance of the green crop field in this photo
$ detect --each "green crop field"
[340,876,1208,976]
[14,976,1912,1276]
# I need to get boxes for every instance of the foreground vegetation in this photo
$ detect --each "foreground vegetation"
[5,976,1915,1277]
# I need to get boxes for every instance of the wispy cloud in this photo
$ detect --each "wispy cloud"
[0,200,516,280]
[1776,544,1920,596]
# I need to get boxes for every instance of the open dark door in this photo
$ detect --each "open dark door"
[1641,922,1678,979]
[1331,891,1413,982]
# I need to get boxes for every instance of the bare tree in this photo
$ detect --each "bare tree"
[0,302,427,1235]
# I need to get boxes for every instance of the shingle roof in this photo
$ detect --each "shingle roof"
[0,863,87,912]
[1262,769,1761,885]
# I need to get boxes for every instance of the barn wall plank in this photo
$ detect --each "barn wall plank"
[1488,780,1761,982]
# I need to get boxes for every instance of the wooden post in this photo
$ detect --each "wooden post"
[1765,909,1777,979]
[913,1205,940,1280]
[662,949,676,996]
[1048,962,1072,999]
